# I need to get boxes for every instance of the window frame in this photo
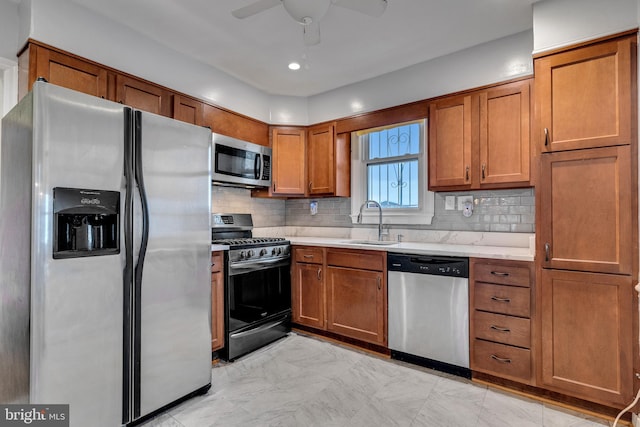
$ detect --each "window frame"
[350,119,434,226]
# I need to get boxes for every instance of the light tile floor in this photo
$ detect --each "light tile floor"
[141,333,615,427]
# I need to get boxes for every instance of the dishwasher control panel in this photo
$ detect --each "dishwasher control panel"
[387,253,468,277]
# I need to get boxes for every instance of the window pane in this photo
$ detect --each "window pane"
[367,160,419,208]
[367,123,420,160]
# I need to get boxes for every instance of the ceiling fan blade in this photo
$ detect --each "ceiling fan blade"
[332,0,387,17]
[303,21,321,46]
[232,0,282,19]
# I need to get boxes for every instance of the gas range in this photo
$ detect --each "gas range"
[211,213,292,361]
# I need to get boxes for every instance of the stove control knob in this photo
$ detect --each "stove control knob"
[276,247,282,255]
[271,248,277,256]
[239,251,246,259]
[247,249,255,258]
[259,249,268,256]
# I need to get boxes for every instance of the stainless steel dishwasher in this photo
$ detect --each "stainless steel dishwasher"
[388,253,470,377]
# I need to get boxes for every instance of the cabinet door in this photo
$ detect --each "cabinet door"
[539,269,633,407]
[479,80,530,185]
[429,95,473,189]
[326,266,386,345]
[115,74,170,116]
[292,263,325,329]
[272,127,306,195]
[307,124,335,195]
[173,95,203,126]
[535,36,634,152]
[538,146,632,274]
[211,271,224,351]
[31,45,108,98]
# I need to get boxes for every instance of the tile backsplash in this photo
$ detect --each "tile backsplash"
[212,186,535,233]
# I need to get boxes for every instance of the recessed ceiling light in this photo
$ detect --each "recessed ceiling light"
[288,62,301,71]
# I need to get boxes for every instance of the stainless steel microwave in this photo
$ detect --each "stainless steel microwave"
[211,133,271,188]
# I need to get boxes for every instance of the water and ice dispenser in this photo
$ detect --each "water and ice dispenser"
[53,187,120,259]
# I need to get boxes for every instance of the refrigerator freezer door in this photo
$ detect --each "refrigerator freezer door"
[134,112,212,419]
[30,83,126,426]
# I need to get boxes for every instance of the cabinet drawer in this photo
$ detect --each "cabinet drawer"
[211,252,223,273]
[326,249,384,271]
[474,283,530,317]
[473,339,531,381]
[474,311,530,348]
[294,247,324,264]
[474,262,530,287]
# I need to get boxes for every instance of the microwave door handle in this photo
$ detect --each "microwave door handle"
[254,154,261,180]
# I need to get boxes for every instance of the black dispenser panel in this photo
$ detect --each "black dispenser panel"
[53,187,120,259]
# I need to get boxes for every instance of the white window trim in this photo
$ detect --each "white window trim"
[350,119,434,226]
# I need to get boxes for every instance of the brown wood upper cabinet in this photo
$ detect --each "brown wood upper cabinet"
[173,95,203,126]
[271,127,307,195]
[535,35,635,152]
[115,74,171,117]
[429,79,531,191]
[307,123,350,196]
[20,43,108,99]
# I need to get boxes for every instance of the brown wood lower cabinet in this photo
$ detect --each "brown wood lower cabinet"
[291,246,387,347]
[292,246,325,329]
[539,269,634,407]
[211,251,225,352]
[470,258,534,385]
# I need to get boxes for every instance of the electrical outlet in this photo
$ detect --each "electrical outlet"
[445,196,456,210]
[457,195,473,210]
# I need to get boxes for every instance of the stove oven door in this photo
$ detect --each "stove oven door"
[225,257,291,360]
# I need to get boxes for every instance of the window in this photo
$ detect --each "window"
[351,119,434,225]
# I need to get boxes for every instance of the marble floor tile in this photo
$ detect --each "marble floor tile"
[139,333,612,427]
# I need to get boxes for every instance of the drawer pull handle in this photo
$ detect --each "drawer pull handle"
[303,255,314,259]
[491,354,512,364]
[491,296,511,303]
[490,325,511,333]
[490,271,510,277]
[544,127,550,147]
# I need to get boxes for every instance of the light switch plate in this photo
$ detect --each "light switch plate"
[445,196,456,210]
[457,195,473,210]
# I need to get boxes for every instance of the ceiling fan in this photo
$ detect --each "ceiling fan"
[232,0,388,46]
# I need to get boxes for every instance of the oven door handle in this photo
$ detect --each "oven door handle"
[229,257,290,273]
[229,316,288,339]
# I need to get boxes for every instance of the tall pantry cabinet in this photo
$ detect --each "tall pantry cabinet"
[534,32,638,408]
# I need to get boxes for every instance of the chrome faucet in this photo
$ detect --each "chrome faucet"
[357,200,384,241]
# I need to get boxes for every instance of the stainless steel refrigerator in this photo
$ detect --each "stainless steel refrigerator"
[0,81,212,426]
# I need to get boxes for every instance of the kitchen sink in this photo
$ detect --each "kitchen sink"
[342,240,398,246]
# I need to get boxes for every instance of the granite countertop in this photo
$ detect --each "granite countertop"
[286,236,534,262]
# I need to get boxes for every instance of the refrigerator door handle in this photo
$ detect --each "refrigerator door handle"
[122,107,134,424]
[132,110,150,419]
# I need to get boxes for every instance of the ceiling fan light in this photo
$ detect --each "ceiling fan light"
[282,0,331,24]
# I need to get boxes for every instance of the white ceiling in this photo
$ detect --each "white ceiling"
[68,0,538,97]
